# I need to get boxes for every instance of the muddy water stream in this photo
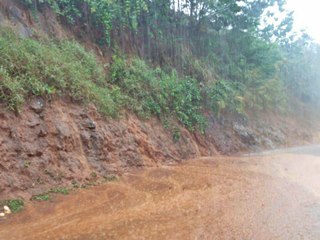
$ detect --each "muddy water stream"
[1,146,320,239]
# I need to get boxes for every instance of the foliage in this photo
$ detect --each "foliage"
[0,29,122,116]
[208,30,287,111]
[281,36,320,105]
[31,187,70,201]
[208,80,244,116]
[0,199,24,213]
[48,187,70,195]
[31,193,50,201]
[110,57,207,132]
[20,0,148,45]
[4,0,319,133]
[0,26,291,133]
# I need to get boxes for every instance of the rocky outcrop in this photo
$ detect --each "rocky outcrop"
[0,99,209,199]
[0,99,318,199]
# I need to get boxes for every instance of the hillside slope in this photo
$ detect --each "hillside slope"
[0,1,319,199]
[1,97,318,199]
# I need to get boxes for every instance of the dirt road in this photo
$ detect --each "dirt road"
[1,146,320,239]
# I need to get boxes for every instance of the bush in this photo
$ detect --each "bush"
[110,57,207,132]
[0,199,24,213]
[208,79,245,116]
[0,30,123,116]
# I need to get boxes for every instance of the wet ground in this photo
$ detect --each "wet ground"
[1,146,320,240]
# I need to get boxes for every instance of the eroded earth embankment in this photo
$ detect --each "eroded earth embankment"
[0,98,318,200]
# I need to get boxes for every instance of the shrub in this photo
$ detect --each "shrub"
[0,199,24,213]
[110,57,207,132]
[208,79,245,116]
[0,29,123,116]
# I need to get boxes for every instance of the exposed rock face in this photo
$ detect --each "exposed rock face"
[0,100,208,199]
[0,2,33,38]
[0,101,318,199]
[233,123,256,145]
[0,10,5,23]
[8,6,23,23]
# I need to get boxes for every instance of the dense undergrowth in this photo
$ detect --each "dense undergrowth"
[0,30,121,116]
[0,24,315,134]
[0,30,209,131]
[11,0,320,119]
[0,27,293,132]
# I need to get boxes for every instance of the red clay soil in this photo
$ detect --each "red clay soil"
[0,97,318,200]
[0,99,218,200]
[1,151,320,240]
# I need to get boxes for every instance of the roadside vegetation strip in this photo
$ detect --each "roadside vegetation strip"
[0,199,24,213]
[0,174,121,218]
[0,29,284,137]
[30,175,120,202]
[31,187,71,202]
[0,30,206,133]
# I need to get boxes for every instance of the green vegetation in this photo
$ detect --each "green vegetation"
[0,30,121,116]
[103,175,119,182]
[31,187,70,201]
[0,30,207,132]
[20,0,148,45]
[110,57,207,132]
[48,187,70,195]
[31,193,50,201]
[207,80,244,117]
[0,199,24,213]
[0,0,319,136]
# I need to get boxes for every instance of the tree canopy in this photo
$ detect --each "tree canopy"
[15,0,320,115]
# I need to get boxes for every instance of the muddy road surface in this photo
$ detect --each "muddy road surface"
[1,146,320,240]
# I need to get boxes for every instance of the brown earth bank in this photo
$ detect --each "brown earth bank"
[0,97,319,200]
[1,148,320,240]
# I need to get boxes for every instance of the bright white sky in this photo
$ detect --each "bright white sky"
[286,0,320,42]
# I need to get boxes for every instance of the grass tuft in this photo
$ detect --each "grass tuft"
[0,199,24,213]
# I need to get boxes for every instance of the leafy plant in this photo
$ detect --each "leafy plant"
[31,194,50,201]
[20,0,148,45]
[208,79,245,116]
[0,199,24,213]
[49,187,70,195]
[0,29,123,116]
[110,57,207,131]
[172,127,181,143]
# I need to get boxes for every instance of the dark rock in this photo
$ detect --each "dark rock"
[38,128,48,137]
[83,118,96,130]
[262,138,275,149]
[27,150,43,157]
[30,98,45,114]
[18,24,33,38]
[8,6,23,22]
[25,143,43,157]
[9,128,18,139]
[0,11,5,24]
[233,123,256,145]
